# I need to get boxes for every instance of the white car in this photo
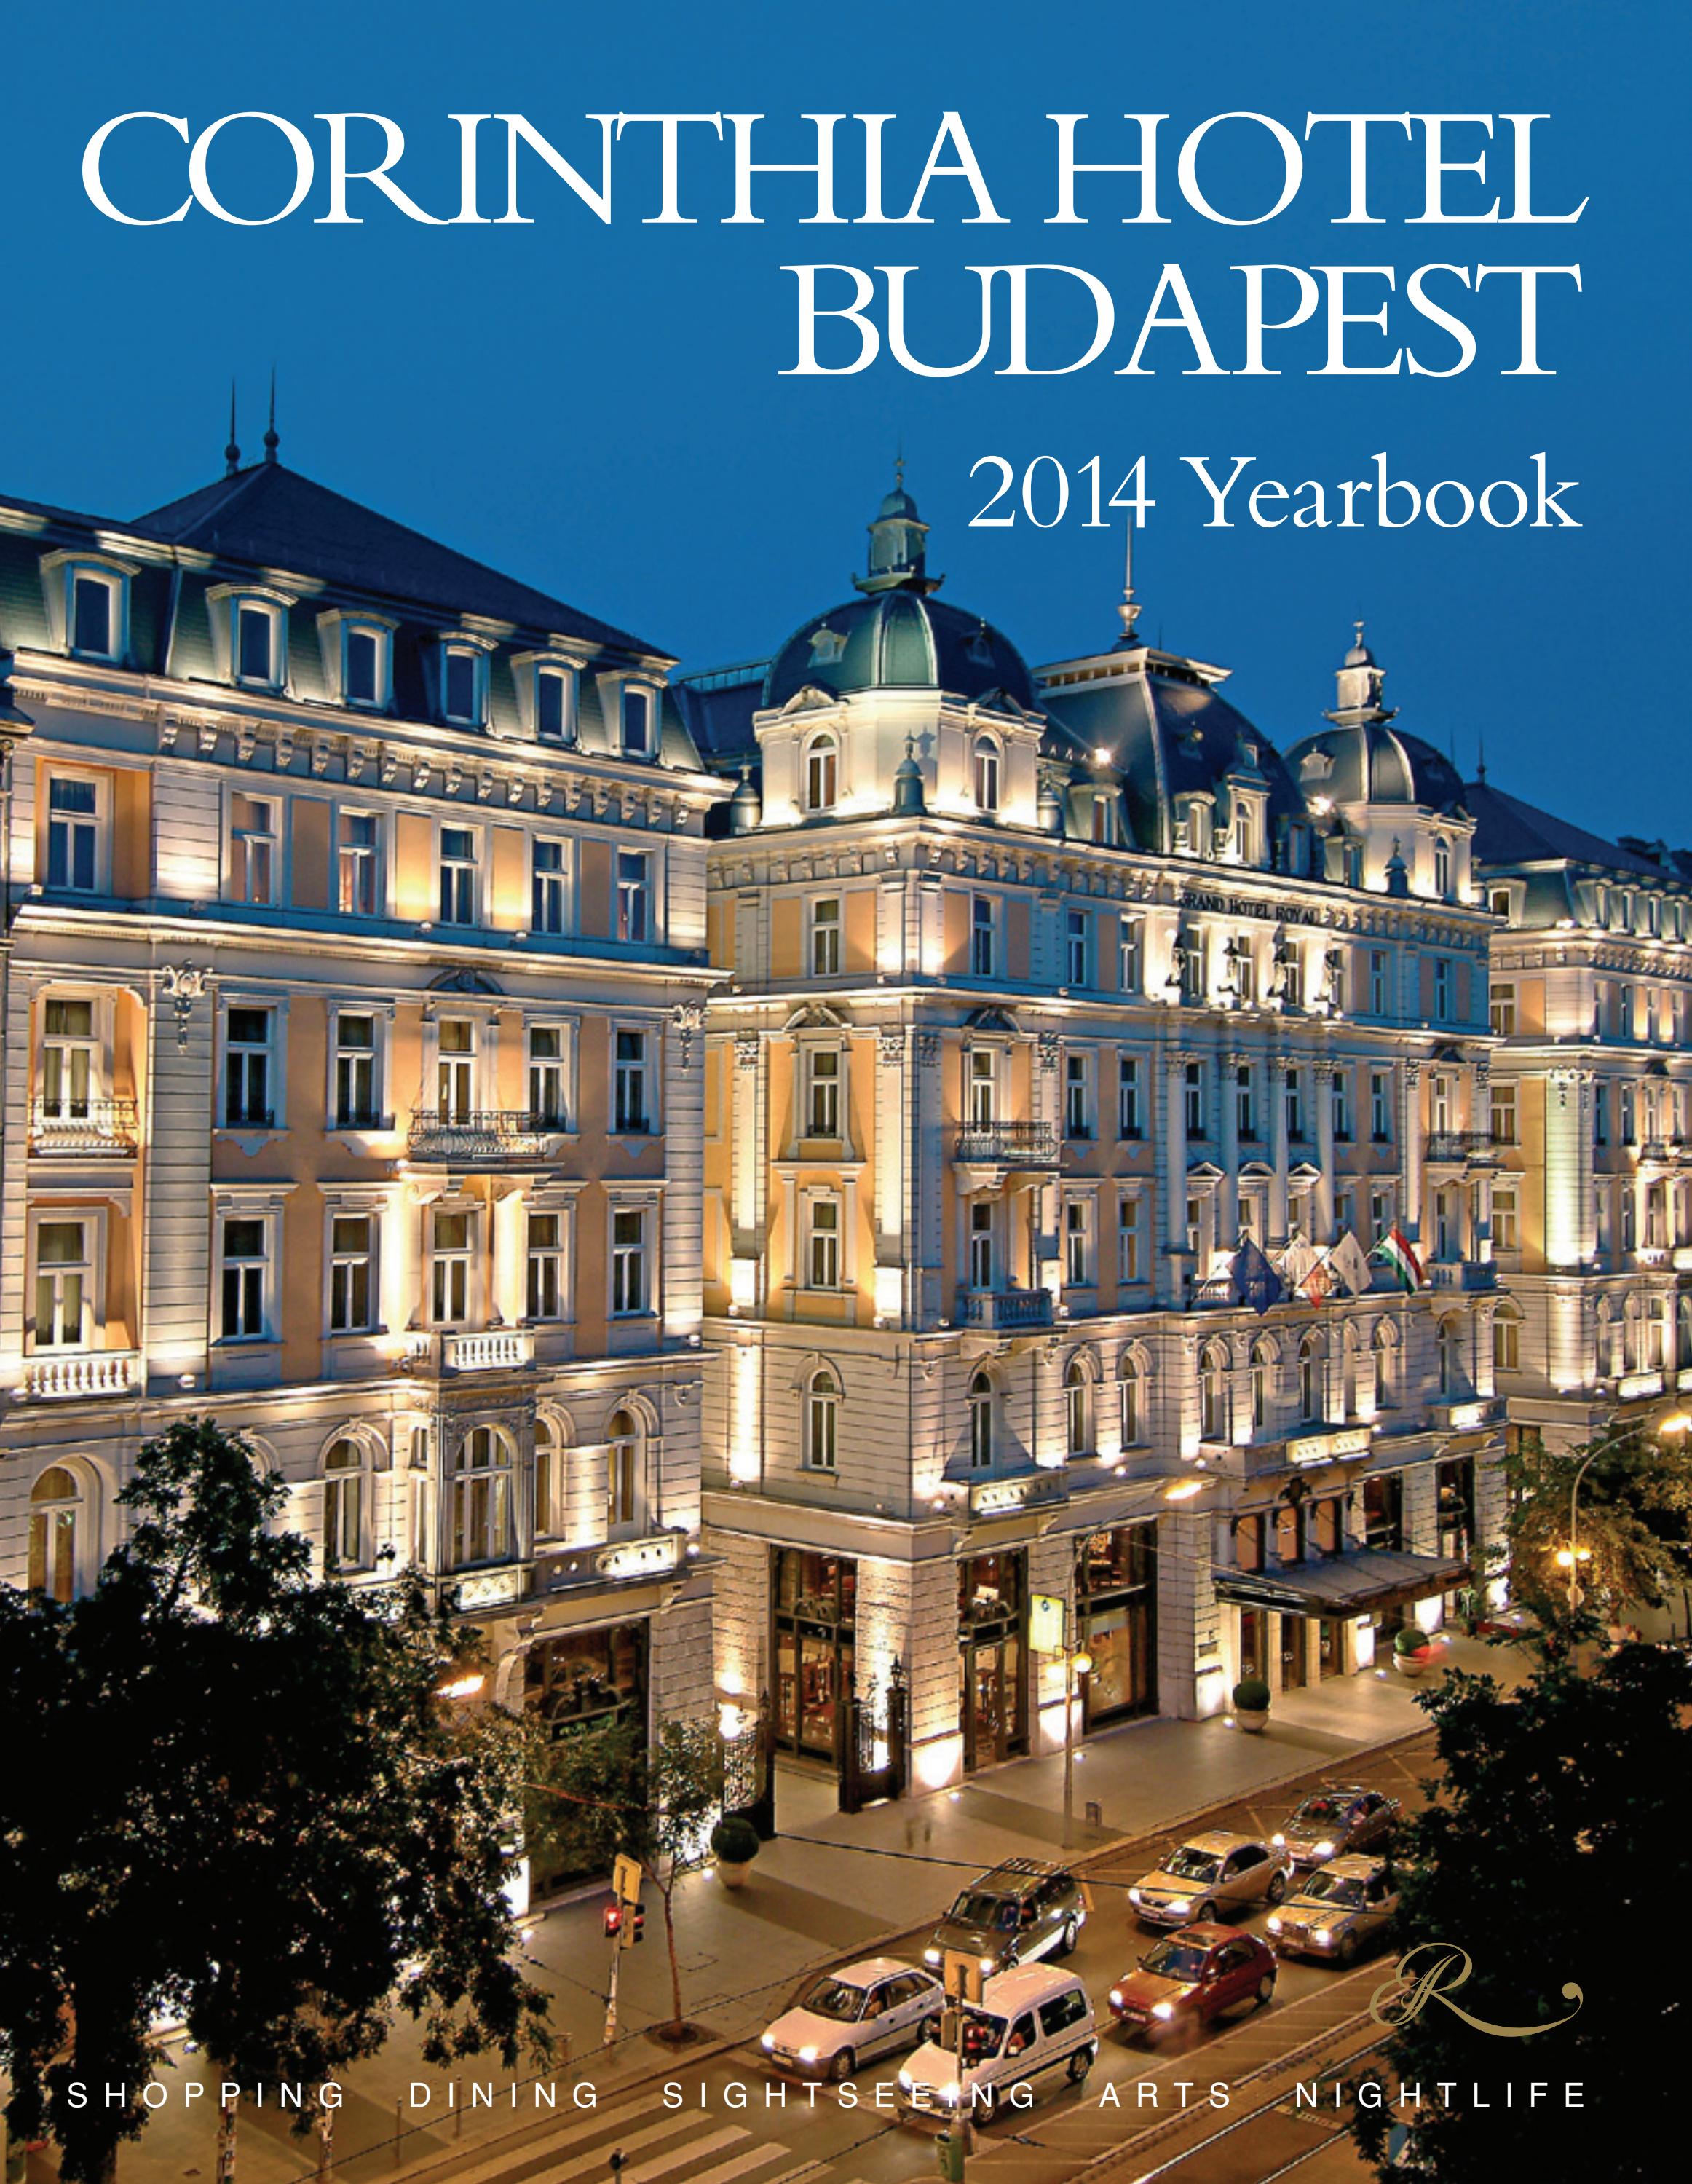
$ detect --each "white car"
[760,1958,944,2081]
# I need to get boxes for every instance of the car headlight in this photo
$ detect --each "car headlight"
[1314,1840,1337,1859]
[942,2086,961,2105]
[1313,1929,1337,1949]
[1108,1988,1123,2008]
[1168,1897,1192,1915]
[1266,1915,1283,1934]
[1152,2002,1176,2021]
[1128,1887,1142,1904]
[799,2046,819,2064]
[979,1955,995,1972]
[1271,1832,1286,1847]
[761,2033,775,2049]
[925,1947,941,1964]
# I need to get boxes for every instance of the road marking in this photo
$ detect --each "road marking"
[622,2128,748,2184]
[433,2106,698,2184]
[673,2145,790,2184]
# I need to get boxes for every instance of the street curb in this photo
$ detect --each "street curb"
[352,1722,1435,2184]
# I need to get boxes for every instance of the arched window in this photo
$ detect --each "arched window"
[1493,1307,1522,1374]
[1249,1340,1274,1432]
[1298,1334,1322,1422]
[973,737,1001,813]
[535,1416,564,1539]
[969,1371,994,1470]
[1433,837,1452,900]
[28,1465,84,1601]
[606,1408,640,1527]
[805,1369,839,1473]
[1200,1345,1228,1442]
[323,1438,367,1571]
[451,1426,513,1567]
[1436,1319,1463,1397]
[1120,1357,1142,1448]
[805,733,838,813]
[1065,1360,1093,1458]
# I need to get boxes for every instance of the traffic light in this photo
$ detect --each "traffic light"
[602,1900,644,1946]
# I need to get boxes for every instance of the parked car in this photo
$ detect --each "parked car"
[924,1858,1086,1976]
[1270,1786,1400,1867]
[760,1958,944,2080]
[1127,1832,1289,1927]
[896,1965,1096,2123]
[1267,1856,1400,1965]
[1107,1924,1277,2037]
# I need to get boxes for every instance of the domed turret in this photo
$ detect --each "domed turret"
[1284,631,1468,816]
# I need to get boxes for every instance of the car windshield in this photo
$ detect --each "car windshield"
[1289,1796,1349,1827]
[1163,1848,1222,1883]
[1302,1874,1368,1907]
[948,1891,1018,1931]
[957,2008,1008,2061]
[795,1977,866,2022]
[1143,1941,1209,1980]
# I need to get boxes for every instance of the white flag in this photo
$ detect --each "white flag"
[1328,1230,1373,1296]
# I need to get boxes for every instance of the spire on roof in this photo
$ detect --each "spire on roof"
[855,462,938,596]
[224,382,241,478]
[1115,517,1144,648]
[1327,621,1394,726]
[264,368,280,465]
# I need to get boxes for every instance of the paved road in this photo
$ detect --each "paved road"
[315,1730,1433,2184]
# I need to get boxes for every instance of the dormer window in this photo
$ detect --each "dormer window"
[316,610,394,712]
[442,644,485,726]
[72,573,116,658]
[1433,837,1452,901]
[537,666,573,741]
[238,604,277,685]
[805,732,838,813]
[621,684,655,758]
[44,553,135,664]
[973,736,1001,813]
[209,585,293,693]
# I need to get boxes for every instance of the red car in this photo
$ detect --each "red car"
[1107,1923,1277,2038]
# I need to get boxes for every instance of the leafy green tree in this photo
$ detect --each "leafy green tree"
[1499,1422,1692,1624]
[0,1418,549,2184]
[528,1716,724,2037]
[1353,1642,1691,2184]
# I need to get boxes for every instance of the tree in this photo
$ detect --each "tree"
[528,1716,724,2037]
[1499,1421,1692,1625]
[1353,1642,1692,2183]
[0,1418,550,2184]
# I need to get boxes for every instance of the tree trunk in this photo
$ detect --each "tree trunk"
[216,2092,239,2184]
[662,1879,683,2035]
[315,2106,335,2183]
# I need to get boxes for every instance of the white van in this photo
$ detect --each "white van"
[896,1965,1096,2124]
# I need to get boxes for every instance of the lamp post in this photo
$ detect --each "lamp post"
[1060,1640,1093,1848]
[1558,1410,1688,1615]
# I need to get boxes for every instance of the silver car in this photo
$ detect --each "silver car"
[1267,1856,1399,1965]
[761,1958,943,2081]
[1270,1786,1400,1868]
[1128,1832,1290,1928]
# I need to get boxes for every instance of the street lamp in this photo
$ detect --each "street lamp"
[1061,1645,1093,1848]
[1562,1411,1689,1615]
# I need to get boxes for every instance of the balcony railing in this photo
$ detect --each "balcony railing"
[25,1349,142,1400]
[1640,1138,1674,1161]
[954,1121,1059,1164]
[443,1329,534,1373]
[407,1111,562,1161]
[961,1288,1055,1330]
[1425,1131,1497,1162]
[1427,1258,1498,1290]
[31,1098,140,1157]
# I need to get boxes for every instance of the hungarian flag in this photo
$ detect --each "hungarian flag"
[1372,1225,1424,1292]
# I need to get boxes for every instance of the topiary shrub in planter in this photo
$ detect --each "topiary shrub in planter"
[1232,1677,1272,1732]
[711,1813,762,1888]
[1393,1625,1435,1678]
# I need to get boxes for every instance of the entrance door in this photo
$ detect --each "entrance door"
[961,1641,1019,1772]
[1316,1617,1342,1679]
[1279,1615,1307,1690]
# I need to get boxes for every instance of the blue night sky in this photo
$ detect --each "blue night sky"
[4,0,1686,841]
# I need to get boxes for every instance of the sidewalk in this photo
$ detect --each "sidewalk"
[25,1635,1526,2184]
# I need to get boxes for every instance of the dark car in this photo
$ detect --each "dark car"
[1270,1786,1400,1867]
[923,1858,1086,1978]
[1107,1924,1277,2038]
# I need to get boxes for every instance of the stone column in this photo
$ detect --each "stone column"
[1268,1054,1291,1248]
[1314,1060,1337,1242]
[1219,1049,1241,1247]
[1402,1060,1424,1243]
[1161,1048,1189,1306]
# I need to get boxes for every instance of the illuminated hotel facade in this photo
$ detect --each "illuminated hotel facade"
[0,441,727,1750]
[680,484,1511,1789]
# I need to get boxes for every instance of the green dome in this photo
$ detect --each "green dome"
[763,591,1035,709]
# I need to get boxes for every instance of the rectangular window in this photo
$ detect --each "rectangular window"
[807,1048,841,1138]
[1236,1063,1256,1142]
[220,1215,268,1340]
[1490,982,1517,1037]
[526,1212,565,1321]
[1065,1198,1091,1288]
[968,1048,996,1126]
[536,666,572,741]
[1332,1068,1353,1142]
[1490,1084,1518,1146]
[40,998,97,1121]
[1119,918,1143,993]
[1434,957,1452,1021]
[1118,1054,1142,1139]
[1594,1083,1608,1146]
[230,794,277,906]
[439,827,478,926]
[971,894,996,977]
[1493,1188,1519,1252]
[430,1209,473,1325]
[611,1208,648,1315]
[33,1219,90,1348]
[329,1215,375,1333]
[237,603,275,685]
[225,1006,274,1128]
[333,1014,380,1129]
[436,1018,475,1122]
[528,1026,567,1127]
[345,627,382,706]
[1279,947,1304,1009]
[1118,1195,1142,1283]
[1371,1068,1391,1143]
[810,896,842,976]
[1182,934,1207,1004]
[1065,1052,1091,1140]
[1066,909,1089,987]
[338,811,382,917]
[969,1202,995,1290]
[613,1029,650,1134]
[443,647,480,724]
[71,572,114,656]
[617,851,652,944]
[807,1199,840,1288]
[1185,1060,1205,1138]
[1369,950,1388,1015]
[622,685,653,756]
[47,777,101,892]
[531,838,568,935]
[1285,1067,1305,1142]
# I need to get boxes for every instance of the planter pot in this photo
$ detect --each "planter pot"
[1234,1708,1270,1733]
[1393,1652,1432,1679]
[716,1858,753,1890]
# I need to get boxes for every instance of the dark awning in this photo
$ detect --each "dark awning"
[1214,1548,1469,1618]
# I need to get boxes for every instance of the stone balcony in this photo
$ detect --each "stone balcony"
[960,1287,1055,1331]
[1424,1131,1498,1164]
[23,1349,143,1400]
[404,1328,535,1376]
[30,1098,140,1158]
[406,1110,561,1162]
[1426,1258,1498,1291]
[953,1121,1058,1166]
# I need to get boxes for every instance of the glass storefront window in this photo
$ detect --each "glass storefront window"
[957,1552,1028,1770]
[1076,1525,1158,1727]
[773,1548,856,1762]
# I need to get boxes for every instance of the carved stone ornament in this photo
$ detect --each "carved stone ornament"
[735,1030,761,1070]
[160,962,209,1052]
[672,1000,705,1068]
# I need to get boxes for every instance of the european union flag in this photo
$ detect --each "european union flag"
[1230,1236,1286,1316]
